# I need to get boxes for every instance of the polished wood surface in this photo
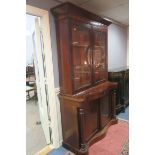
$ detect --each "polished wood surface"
[59,89,117,155]
[51,2,118,155]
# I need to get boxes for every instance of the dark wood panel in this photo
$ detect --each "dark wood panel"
[60,97,80,148]
[108,68,129,113]
[83,100,99,142]
[55,18,73,94]
[100,93,112,128]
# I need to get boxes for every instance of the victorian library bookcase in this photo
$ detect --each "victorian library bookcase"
[51,2,118,155]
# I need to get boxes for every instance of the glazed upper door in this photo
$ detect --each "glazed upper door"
[71,21,92,91]
[93,29,107,83]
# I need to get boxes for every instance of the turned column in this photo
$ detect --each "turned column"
[78,108,87,151]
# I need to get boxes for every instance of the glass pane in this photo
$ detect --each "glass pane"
[93,31,106,83]
[72,23,92,90]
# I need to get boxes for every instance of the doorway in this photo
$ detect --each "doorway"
[26,5,63,154]
[26,14,52,155]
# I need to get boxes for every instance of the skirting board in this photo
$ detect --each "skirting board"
[35,144,53,155]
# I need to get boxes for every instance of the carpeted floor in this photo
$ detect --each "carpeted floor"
[48,120,129,155]
[89,120,129,155]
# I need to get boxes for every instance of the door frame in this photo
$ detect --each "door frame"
[26,5,62,148]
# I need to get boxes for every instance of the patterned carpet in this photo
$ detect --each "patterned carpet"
[89,120,129,155]
[48,120,129,155]
[120,139,129,155]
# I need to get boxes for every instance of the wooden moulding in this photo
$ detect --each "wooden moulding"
[59,81,118,99]
[51,2,111,26]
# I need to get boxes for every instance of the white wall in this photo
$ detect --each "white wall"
[127,26,129,66]
[108,24,128,70]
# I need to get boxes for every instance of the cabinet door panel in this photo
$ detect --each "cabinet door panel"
[83,100,99,142]
[93,30,107,83]
[71,22,92,91]
[100,93,111,127]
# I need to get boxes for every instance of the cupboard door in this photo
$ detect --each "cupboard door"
[71,21,92,91]
[93,30,107,83]
[100,93,111,127]
[83,99,99,142]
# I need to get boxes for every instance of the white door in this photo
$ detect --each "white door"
[32,17,51,144]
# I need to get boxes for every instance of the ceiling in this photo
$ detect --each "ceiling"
[53,0,129,26]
